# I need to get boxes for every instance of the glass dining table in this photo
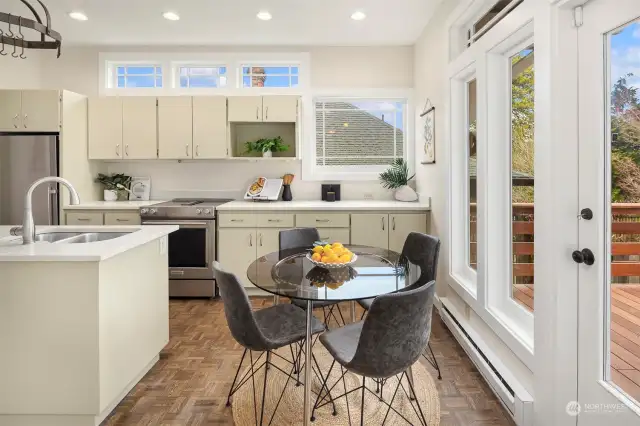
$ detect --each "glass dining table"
[246,245,422,425]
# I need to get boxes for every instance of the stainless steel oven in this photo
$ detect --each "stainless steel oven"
[140,198,232,298]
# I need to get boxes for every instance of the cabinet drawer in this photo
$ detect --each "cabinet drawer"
[257,213,295,228]
[317,228,350,244]
[218,213,258,228]
[105,212,141,226]
[66,212,104,225]
[296,213,350,228]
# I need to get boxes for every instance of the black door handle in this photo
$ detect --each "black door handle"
[572,248,595,265]
[579,208,593,220]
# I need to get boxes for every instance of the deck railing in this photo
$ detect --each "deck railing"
[470,203,640,281]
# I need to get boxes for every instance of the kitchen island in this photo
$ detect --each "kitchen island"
[0,225,177,426]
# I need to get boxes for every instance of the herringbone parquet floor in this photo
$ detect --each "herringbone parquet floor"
[103,298,515,426]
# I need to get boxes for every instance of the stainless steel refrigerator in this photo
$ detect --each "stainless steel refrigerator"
[0,135,59,226]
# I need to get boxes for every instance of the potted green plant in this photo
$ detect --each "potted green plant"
[244,136,289,158]
[95,173,132,201]
[379,159,418,202]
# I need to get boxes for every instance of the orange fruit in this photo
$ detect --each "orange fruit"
[321,256,329,263]
[313,246,324,254]
[339,254,351,263]
[311,253,322,261]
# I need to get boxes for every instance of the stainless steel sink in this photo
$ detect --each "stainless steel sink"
[62,232,131,244]
[34,232,84,242]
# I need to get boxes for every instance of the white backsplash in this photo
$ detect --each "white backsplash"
[104,160,396,201]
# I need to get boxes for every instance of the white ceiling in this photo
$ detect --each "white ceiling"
[3,0,438,46]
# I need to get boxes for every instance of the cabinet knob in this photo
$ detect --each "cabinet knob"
[23,114,27,128]
[13,114,18,128]
[195,145,200,157]
[256,106,259,120]
[125,145,130,157]
[185,144,189,156]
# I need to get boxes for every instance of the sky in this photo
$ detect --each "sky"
[611,20,640,91]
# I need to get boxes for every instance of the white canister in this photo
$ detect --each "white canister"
[104,189,118,201]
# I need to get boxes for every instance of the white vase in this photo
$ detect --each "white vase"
[262,150,273,158]
[104,189,118,201]
[394,185,418,202]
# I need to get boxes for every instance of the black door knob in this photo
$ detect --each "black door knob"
[580,208,593,220]
[572,248,595,265]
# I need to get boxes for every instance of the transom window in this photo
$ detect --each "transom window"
[115,65,162,88]
[241,65,299,88]
[314,99,406,166]
[178,66,227,88]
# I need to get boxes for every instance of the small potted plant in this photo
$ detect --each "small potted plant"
[379,159,418,202]
[96,173,132,201]
[245,136,289,158]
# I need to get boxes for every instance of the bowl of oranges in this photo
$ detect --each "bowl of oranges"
[306,242,357,269]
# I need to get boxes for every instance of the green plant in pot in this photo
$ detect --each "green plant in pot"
[379,159,418,202]
[245,136,289,158]
[96,173,132,201]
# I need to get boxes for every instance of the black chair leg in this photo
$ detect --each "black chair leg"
[422,342,442,380]
[360,377,366,426]
[226,348,248,406]
[259,350,270,425]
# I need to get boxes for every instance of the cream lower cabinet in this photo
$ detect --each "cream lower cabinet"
[317,228,350,244]
[218,228,257,288]
[389,213,428,252]
[256,228,285,258]
[351,213,389,249]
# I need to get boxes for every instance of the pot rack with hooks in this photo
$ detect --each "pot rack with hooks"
[0,0,62,59]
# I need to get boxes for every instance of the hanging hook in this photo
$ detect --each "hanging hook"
[6,14,14,38]
[18,17,26,59]
[0,29,6,56]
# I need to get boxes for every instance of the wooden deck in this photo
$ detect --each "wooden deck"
[514,284,640,400]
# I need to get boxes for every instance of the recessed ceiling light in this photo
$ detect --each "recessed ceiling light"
[351,11,366,21]
[68,11,88,21]
[257,11,272,21]
[163,11,180,21]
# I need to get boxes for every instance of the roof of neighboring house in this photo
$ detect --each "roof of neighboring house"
[315,101,404,165]
[469,157,534,185]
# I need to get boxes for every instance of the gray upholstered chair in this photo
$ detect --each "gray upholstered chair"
[214,262,335,424]
[358,232,442,380]
[279,228,346,328]
[313,280,437,425]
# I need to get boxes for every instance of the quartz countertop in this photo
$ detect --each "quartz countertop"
[216,199,431,211]
[0,225,177,262]
[63,200,166,210]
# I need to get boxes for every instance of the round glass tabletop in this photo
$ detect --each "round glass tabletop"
[246,245,422,302]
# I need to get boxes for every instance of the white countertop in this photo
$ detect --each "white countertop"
[63,200,166,210]
[0,225,178,262]
[216,199,431,211]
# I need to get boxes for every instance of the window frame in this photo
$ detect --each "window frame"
[303,91,413,181]
[239,64,300,88]
[106,62,164,90]
[173,63,228,89]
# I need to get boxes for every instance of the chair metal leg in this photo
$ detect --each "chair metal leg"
[259,350,270,425]
[249,351,259,425]
[360,377,366,426]
[429,342,442,380]
[274,295,280,305]
[226,348,248,406]
[405,370,429,426]
[406,366,416,401]
[311,359,335,421]
[350,301,356,323]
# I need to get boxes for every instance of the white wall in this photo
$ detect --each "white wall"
[0,52,43,89]
[39,45,414,200]
[413,0,534,399]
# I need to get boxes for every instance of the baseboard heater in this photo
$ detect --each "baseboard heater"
[438,301,533,426]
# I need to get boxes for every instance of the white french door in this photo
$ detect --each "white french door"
[579,0,640,423]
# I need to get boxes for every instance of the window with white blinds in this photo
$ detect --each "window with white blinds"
[314,99,406,167]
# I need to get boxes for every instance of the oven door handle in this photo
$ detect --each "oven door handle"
[142,221,209,228]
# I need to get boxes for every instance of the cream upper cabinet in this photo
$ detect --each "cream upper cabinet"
[227,96,263,122]
[122,97,157,159]
[0,90,22,131]
[158,97,193,159]
[21,90,60,132]
[389,213,427,253]
[88,97,123,160]
[193,96,228,158]
[257,228,282,258]
[263,96,298,122]
[350,213,389,249]
[218,228,258,288]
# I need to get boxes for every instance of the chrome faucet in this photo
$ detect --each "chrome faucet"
[11,177,81,244]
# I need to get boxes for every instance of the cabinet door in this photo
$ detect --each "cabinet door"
[389,214,428,253]
[218,228,257,287]
[350,213,389,249]
[193,96,228,158]
[227,96,262,122]
[263,96,298,122]
[122,97,157,159]
[0,90,23,131]
[257,228,283,258]
[317,228,351,245]
[66,212,104,225]
[104,212,141,226]
[158,97,192,159]
[21,90,60,132]
[88,97,123,160]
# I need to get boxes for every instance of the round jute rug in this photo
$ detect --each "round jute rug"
[231,345,440,425]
